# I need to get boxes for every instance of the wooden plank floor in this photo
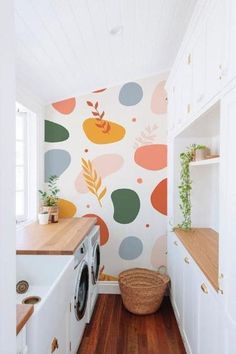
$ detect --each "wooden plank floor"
[78,295,186,354]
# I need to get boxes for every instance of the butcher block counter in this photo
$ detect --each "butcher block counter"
[16,304,34,335]
[16,217,97,255]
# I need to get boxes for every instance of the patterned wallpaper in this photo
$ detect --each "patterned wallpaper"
[45,73,168,280]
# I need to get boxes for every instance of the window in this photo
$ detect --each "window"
[16,103,37,223]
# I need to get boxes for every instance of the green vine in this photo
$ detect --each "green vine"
[177,144,206,230]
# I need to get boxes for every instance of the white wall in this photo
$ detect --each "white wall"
[0,1,16,353]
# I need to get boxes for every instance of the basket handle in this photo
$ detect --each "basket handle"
[157,273,170,285]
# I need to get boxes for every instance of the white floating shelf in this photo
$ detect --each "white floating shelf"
[190,157,220,166]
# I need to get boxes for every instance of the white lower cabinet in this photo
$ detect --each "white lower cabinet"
[168,232,223,354]
[197,276,222,354]
[182,255,198,354]
[168,233,184,324]
[17,327,28,354]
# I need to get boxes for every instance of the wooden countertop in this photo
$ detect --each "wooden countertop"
[16,217,97,255]
[174,228,219,291]
[16,304,34,335]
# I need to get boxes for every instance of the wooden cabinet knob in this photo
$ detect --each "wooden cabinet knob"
[51,337,59,352]
[201,283,208,294]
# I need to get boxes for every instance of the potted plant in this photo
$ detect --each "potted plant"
[38,175,60,223]
[193,145,209,161]
[177,144,206,230]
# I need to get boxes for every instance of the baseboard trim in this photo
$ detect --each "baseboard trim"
[98,281,120,294]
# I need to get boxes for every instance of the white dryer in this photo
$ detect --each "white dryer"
[87,225,100,323]
[70,238,89,354]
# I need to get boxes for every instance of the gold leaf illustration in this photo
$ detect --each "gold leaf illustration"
[81,158,107,207]
[95,177,101,191]
[98,187,107,202]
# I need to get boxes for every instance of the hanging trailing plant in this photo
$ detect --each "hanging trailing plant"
[177,144,206,230]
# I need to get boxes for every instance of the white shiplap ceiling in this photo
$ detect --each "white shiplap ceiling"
[15,0,196,104]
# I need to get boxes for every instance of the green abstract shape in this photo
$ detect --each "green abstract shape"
[45,120,69,142]
[111,188,140,224]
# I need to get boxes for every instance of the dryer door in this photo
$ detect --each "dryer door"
[91,243,100,285]
[75,262,89,320]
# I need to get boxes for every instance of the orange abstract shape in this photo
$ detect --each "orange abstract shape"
[52,97,76,115]
[83,213,109,246]
[83,118,126,144]
[83,100,125,144]
[58,198,77,218]
[151,80,167,114]
[134,144,167,170]
[151,178,167,215]
[99,265,118,281]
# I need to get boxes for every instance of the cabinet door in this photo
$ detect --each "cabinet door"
[46,304,70,354]
[205,0,224,101]
[222,0,236,85]
[197,278,221,354]
[167,85,176,132]
[181,51,193,121]
[167,233,175,291]
[174,68,185,128]
[220,87,236,353]
[192,25,207,112]
[170,235,184,324]
[17,327,27,354]
[182,255,198,354]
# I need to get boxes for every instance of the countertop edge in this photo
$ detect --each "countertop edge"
[16,304,34,335]
[16,217,97,255]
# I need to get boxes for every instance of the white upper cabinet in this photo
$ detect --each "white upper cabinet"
[182,51,193,121]
[222,0,236,87]
[192,25,206,112]
[166,0,236,135]
[205,0,223,102]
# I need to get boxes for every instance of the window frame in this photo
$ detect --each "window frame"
[16,104,37,225]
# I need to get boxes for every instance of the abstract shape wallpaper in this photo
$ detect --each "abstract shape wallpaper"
[45,73,168,279]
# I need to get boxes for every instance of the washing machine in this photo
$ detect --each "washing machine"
[87,225,100,323]
[70,238,89,354]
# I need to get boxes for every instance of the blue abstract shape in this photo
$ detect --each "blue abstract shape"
[44,149,71,182]
[119,82,143,106]
[119,236,143,260]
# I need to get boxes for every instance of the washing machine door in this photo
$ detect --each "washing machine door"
[75,261,89,320]
[91,243,100,285]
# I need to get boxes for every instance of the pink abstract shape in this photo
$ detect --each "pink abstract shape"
[150,235,167,268]
[151,81,167,114]
[134,144,167,171]
[75,154,124,193]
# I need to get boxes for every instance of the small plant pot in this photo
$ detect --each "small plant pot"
[194,147,209,161]
[42,206,59,223]
[38,212,49,225]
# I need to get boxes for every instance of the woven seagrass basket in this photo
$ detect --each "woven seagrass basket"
[119,268,170,315]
